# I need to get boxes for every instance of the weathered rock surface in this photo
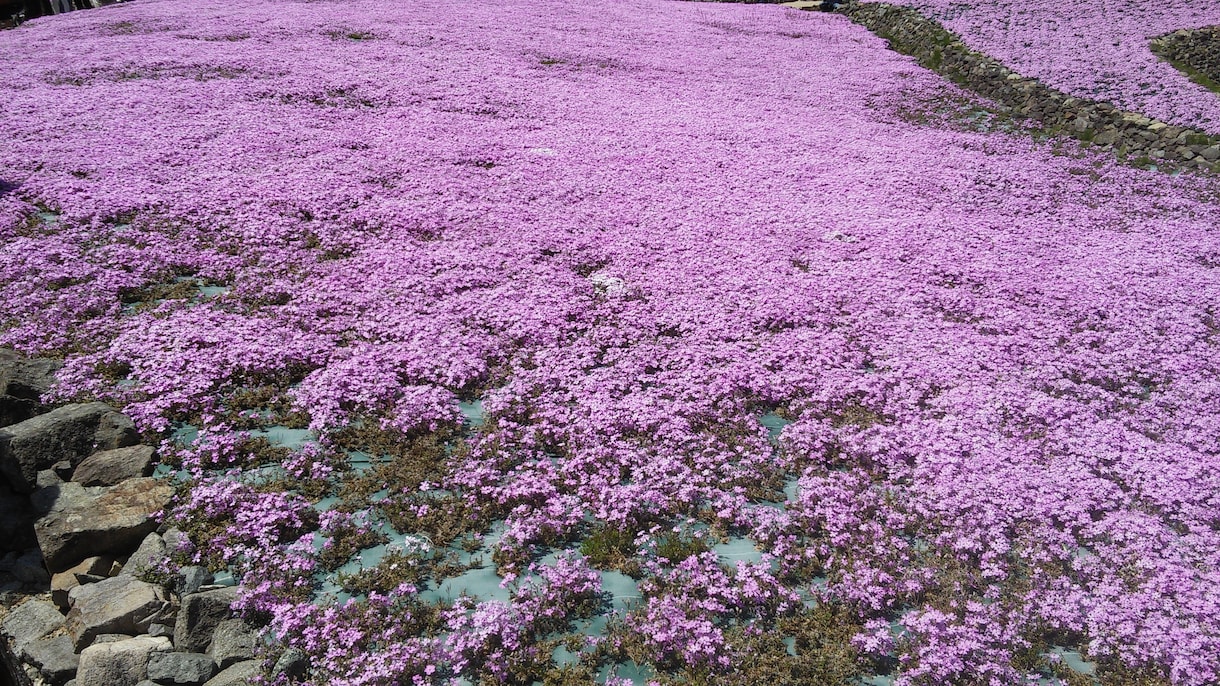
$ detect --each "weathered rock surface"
[0,598,64,656]
[10,549,49,587]
[200,660,257,686]
[34,478,173,572]
[65,575,173,651]
[51,556,116,611]
[23,634,79,684]
[147,652,216,685]
[0,350,60,401]
[120,533,166,580]
[71,445,155,487]
[271,647,307,681]
[76,635,170,686]
[0,403,133,493]
[174,588,238,654]
[177,567,212,597]
[207,620,256,670]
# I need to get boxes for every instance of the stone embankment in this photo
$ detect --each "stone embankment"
[823,1,1220,171]
[0,351,261,686]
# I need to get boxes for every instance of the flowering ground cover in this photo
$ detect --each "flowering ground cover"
[3,0,1220,684]
[871,0,1220,133]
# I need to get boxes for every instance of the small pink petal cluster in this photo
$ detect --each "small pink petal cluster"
[2,0,1220,684]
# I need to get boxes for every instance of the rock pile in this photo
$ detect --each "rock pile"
[836,2,1220,171]
[1152,27,1220,93]
[0,351,260,686]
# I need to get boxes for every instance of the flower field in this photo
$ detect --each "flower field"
[875,0,1220,133]
[2,0,1220,684]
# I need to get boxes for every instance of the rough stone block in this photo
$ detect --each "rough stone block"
[76,635,170,686]
[65,575,173,651]
[174,587,237,654]
[34,478,173,572]
[0,403,118,493]
[72,445,155,487]
[147,652,216,685]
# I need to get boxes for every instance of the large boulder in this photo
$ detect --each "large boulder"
[0,598,64,656]
[72,445,155,487]
[0,403,137,493]
[34,478,174,572]
[174,588,238,654]
[76,635,171,686]
[65,575,174,651]
[147,652,216,685]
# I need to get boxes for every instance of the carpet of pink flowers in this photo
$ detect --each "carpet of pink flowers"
[2,0,1220,684]
[874,0,1220,133]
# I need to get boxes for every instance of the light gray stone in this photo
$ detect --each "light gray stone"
[0,598,64,656]
[76,635,170,686]
[174,588,237,654]
[65,575,173,651]
[34,478,174,572]
[1201,145,1220,162]
[72,445,155,487]
[200,660,258,686]
[147,652,216,685]
[147,623,173,638]
[207,619,256,670]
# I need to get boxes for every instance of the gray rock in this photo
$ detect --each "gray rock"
[271,647,306,680]
[1201,145,1220,162]
[207,619,257,670]
[72,445,155,487]
[0,350,61,401]
[147,623,173,638]
[12,549,49,587]
[23,634,79,683]
[0,402,120,493]
[200,660,258,686]
[177,567,212,597]
[36,469,63,490]
[65,575,173,651]
[76,635,170,686]
[34,478,174,572]
[147,652,216,685]
[0,394,37,429]
[0,598,64,655]
[94,412,140,452]
[174,587,237,654]
[120,532,166,580]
